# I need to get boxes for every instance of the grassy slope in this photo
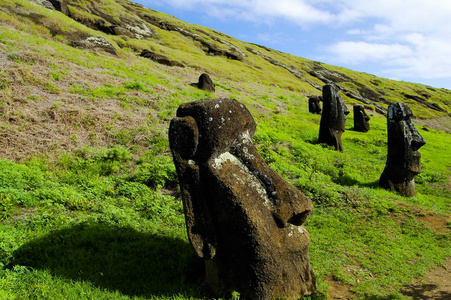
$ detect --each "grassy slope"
[0,0,450,299]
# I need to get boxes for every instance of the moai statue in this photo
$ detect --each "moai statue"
[169,98,316,300]
[308,96,322,114]
[379,103,426,197]
[318,84,350,151]
[353,104,370,132]
[197,73,215,92]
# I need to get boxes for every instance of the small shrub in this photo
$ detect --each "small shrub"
[133,156,177,190]
[123,81,147,91]
[0,192,13,219]
[0,81,9,89]
[45,82,61,94]
[416,170,447,184]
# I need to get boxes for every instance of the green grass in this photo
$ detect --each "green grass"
[0,1,450,299]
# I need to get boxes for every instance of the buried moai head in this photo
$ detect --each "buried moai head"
[308,95,322,114]
[353,104,370,132]
[318,84,350,151]
[379,103,426,197]
[169,98,316,299]
[197,73,215,92]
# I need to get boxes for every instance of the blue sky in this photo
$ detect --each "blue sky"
[134,0,451,90]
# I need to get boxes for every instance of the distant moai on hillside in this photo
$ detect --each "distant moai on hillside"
[169,98,317,300]
[353,104,370,132]
[379,103,426,197]
[308,95,322,114]
[197,73,215,92]
[318,84,349,151]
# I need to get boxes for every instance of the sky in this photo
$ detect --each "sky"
[134,0,451,90]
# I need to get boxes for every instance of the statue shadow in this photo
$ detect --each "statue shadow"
[402,283,451,300]
[333,175,380,189]
[8,223,201,298]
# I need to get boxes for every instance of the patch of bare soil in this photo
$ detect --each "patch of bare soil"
[414,211,450,234]
[402,257,451,300]
[414,117,451,133]
[325,276,355,300]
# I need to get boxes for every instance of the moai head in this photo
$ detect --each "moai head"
[197,73,215,92]
[169,98,316,299]
[353,104,370,132]
[318,84,350,151]
[308,96,322,114]
[379,103,426,197]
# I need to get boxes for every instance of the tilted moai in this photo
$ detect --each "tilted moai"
[318,84,350,151]
[308,95,322,114]
[353,104,370,132]
[169,98,316,300]
[379,103,426,197]
[197,73,215,92]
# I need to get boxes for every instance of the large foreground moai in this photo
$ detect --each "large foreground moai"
[379,103,426,197]
[318,84,350,151]
[169,98,316,300]
[353,104,370,132]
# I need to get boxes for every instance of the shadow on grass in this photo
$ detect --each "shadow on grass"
[402,284,451,300]
[8,222,201,298]
[332,176,380,189]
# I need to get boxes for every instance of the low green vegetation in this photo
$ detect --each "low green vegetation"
[0,0,450,299]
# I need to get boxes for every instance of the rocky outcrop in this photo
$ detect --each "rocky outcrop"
[169,98,316,299]
[308,63,388,115]
[70,36,116,55]
[403,93,449,114]
[143,15,245,61]
[140,49,184,67]
[380,103,426,196]
[247,47,305,79]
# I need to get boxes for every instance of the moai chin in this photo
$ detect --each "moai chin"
[353,104,370,132]
[318,84,350,151]
[169,98,316,300]
[379,103,426,197]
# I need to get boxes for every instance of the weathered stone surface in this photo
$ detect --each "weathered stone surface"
[197,73,215,92]
[308,95,322,114]
[70,36,116,55]
[379,103,426,197]
[169,98,316,300]
[140,49,184,67]
[353,104,370,132]
[318,84,349,151]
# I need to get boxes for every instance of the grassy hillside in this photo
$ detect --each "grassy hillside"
[0,0,450,299]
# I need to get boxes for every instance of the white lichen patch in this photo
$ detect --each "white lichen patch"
[86,36,113,48]
[125,23,153,39]
[288,225,305,237]
[212,152,270,207]
[211,152,236,170]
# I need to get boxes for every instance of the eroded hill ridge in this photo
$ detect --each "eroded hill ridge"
[23,0,451,120]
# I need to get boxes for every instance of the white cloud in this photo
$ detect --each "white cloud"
[328,42,412,64]
[140,0,451,86]
[141,0,335,25]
